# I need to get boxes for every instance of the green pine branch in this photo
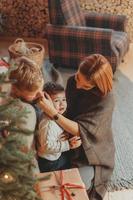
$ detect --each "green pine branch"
[0,64,43,200]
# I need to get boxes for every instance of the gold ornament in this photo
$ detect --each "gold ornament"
[0,120,10,126]
[0,171,16,184]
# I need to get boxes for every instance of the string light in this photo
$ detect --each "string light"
[0,171,16,184]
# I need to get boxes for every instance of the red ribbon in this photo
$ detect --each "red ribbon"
[40,170,86,200]
[59,170,85,200]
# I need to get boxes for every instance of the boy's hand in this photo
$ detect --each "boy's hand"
[69,136,82,149]
[60,132,70,141]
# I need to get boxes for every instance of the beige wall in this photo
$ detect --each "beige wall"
[80,0,133,41]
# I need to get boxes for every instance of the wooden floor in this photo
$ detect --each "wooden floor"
[0,37,133,200]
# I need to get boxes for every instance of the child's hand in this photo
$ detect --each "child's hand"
[60,132,70,141]
[69,136,82,149]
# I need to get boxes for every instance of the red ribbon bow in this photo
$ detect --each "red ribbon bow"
[40,170,85,200]
[59,170,85,200]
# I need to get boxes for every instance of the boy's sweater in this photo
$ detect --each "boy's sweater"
[38,116,70,160]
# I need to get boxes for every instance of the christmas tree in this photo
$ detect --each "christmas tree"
[0,62,41,200]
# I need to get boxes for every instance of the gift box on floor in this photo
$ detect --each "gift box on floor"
[36,168,89,200]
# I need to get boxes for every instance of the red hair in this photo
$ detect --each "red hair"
[79,54,113,96]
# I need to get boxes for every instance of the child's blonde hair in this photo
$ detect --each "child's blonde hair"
[79,54,113,96]
[9,56,44,92]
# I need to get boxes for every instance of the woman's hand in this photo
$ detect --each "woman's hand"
[69,136,82,149]
[36,92,80,137]
[37,91,57,118]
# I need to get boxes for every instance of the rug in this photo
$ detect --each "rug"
[108,70,133,191]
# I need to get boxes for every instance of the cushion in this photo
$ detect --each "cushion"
[48,0,85,26]
[61,0,85,26]
[48,0,65,25]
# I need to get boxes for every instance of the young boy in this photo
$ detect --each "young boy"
[37,82,81,172]
[9,56,44,151]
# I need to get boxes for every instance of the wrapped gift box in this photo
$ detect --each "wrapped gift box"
[37,168,89,200]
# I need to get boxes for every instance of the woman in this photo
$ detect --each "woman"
[38,54,115,200]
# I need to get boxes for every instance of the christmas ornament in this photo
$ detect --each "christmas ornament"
[1,129,10,138]
[0,120,10,126]
[0,120,11,132]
